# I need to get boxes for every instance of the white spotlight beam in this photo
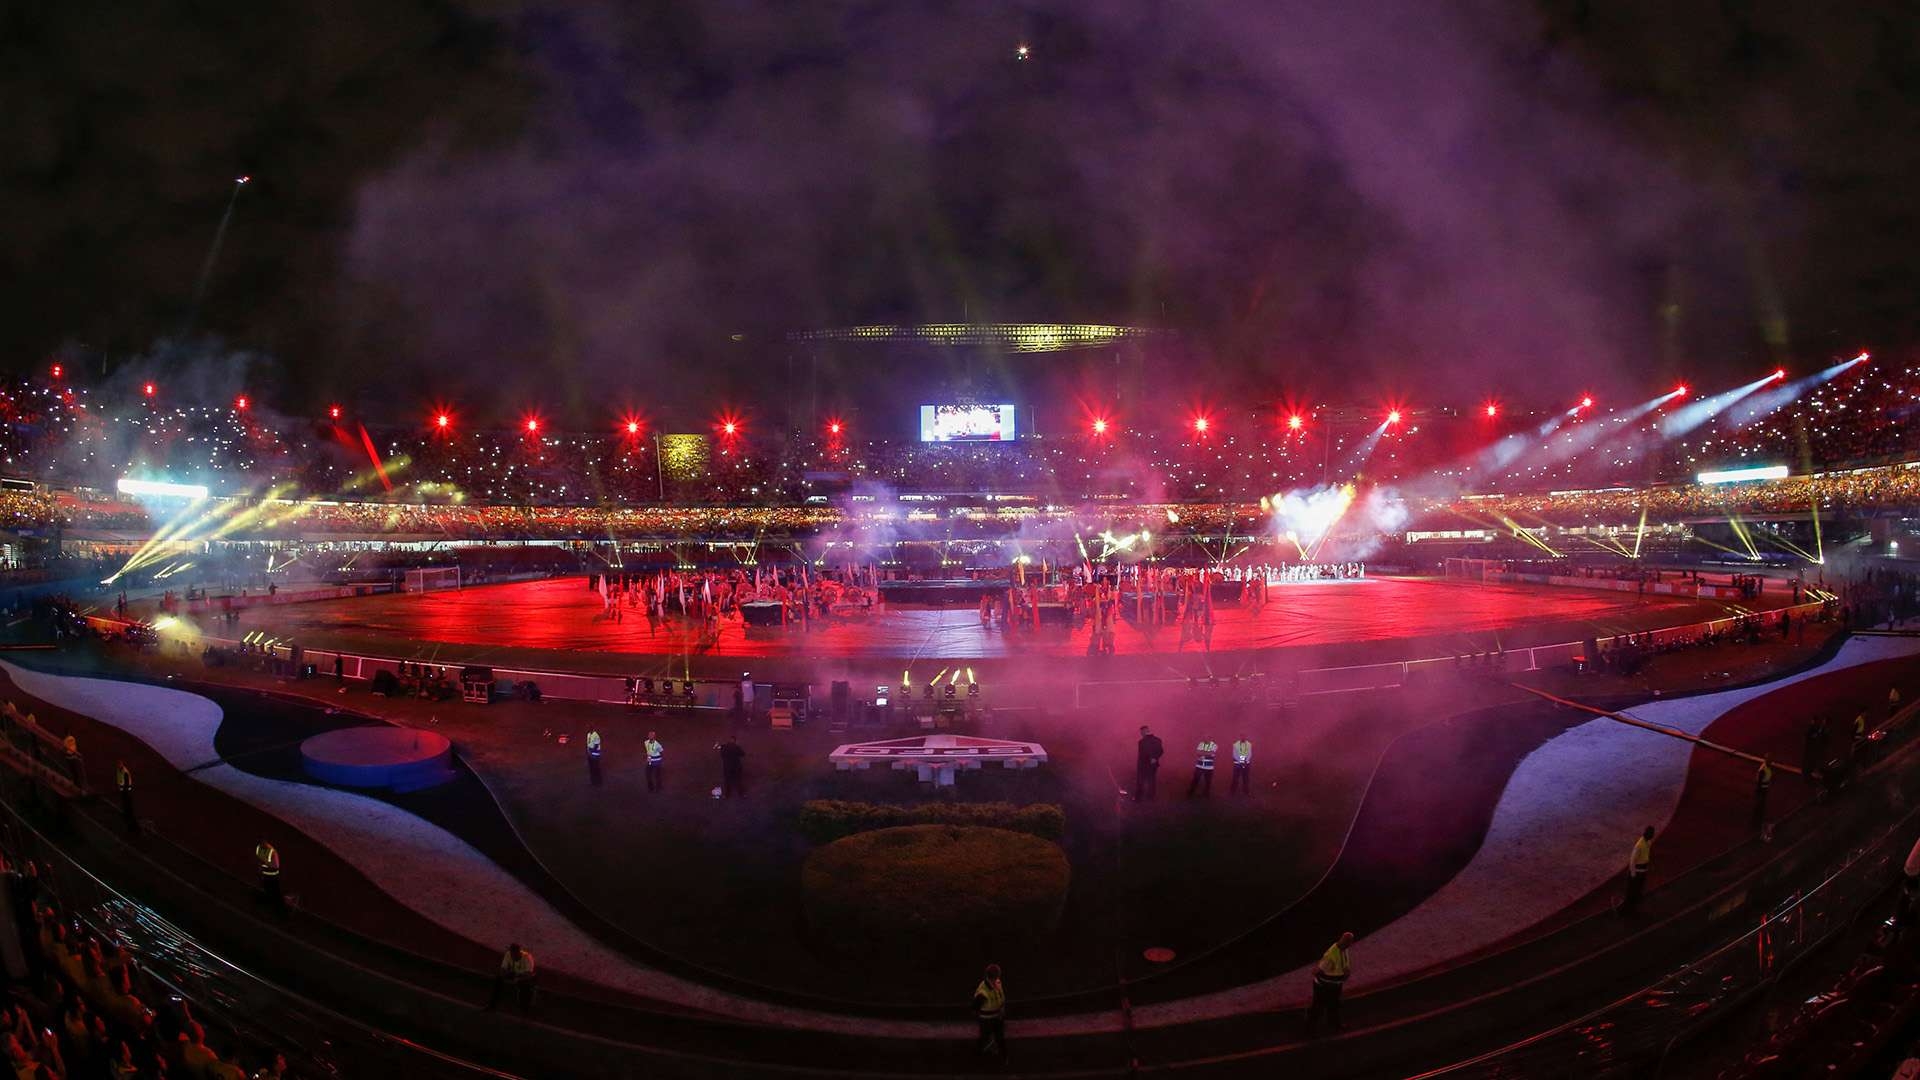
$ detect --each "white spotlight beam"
[1726,354,1869,430]
[1697,464,1789,485]
[1656,374,1778,439]
[117,477,210,500]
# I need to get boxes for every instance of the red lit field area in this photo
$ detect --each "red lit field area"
[231,574,1775,677]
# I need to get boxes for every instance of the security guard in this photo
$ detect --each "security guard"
[1622,825,1654,915]
[487,943,537,1013]
[1134,725,1164,801]
[1854,711,1870,758]
[1229,736,1253,795]
[1306,932,1354,1034]
[972,962,1007,1061]
[1752,756,1773,830]
[585,728,603,786]
[1187,737,1218,797]
[644,731,665,792]
[255,840,283,907]
[115,761,136,832]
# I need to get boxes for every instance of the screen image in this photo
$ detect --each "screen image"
[919,404,1017,442]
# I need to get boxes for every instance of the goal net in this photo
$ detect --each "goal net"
[404,566,462,593]
[1443,557,1492,583]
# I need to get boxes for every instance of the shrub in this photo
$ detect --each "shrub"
[799,799,1064,844]
[802,826,1071,954]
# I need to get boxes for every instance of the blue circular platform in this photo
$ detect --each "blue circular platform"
[300,726,454,792]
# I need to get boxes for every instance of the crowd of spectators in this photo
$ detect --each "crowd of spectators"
[0,362,1917,546]
[1436,464,1920,525]
[1,467,1916,548]
[16,464,1917,544]
[3,360,1916,504]
[2,848,289,1078]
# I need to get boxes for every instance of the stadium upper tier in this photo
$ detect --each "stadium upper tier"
[15,462,1920,544]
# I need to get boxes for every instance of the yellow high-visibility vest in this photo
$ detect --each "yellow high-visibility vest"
[1630,837,1652,874]
[1195,741,1217,769]
[974,979,1005,1017]
[1316,943,1350,983]
[1232,740,1252,765]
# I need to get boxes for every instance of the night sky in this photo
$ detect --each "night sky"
[3,2,1916,422]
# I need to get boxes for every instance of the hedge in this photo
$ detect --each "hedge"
[802,826,1071,953]
[799,799,1064,844]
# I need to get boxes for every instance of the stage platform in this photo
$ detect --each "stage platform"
[300,726,455,792]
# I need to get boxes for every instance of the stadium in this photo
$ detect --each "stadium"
[1,337,1918,1078]
[11,6,1920,1078]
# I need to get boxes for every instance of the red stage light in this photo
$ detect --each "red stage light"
[435,413,451,429]
[626,420,641,435]
[142,382,157,398]
[525,417,540,433]
[828,420,844,436]
[1192,416,1210,434]
[1484,403,1498,418]
[234,395,249,411]
[1772,368,1786,381]
[1286,414,1304,431]
[329,405,342,421]
[723,421,738,436]
[48,364,61,380]
[1580,396,1594,409]
[1091,417,1109,435]
[1674,384,1688,397]
[1386,409,1402,425]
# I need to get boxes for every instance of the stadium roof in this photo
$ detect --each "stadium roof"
[786,322,1171,352]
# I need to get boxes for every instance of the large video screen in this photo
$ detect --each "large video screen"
[919,404,1017,442]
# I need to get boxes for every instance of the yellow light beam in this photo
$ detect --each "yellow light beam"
[1811,494,1825,564]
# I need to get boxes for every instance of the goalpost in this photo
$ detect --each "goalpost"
[404,566,462,594]
[1443,557,1492,583]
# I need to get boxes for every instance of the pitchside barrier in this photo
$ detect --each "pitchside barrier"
[83,619,739,712]
[175,582,397,616]
[160,570,557,619]
[1446,557,1796,601]
[1483,568,1777,601]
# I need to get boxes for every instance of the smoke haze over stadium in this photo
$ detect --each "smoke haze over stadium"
[3,2,1914,424]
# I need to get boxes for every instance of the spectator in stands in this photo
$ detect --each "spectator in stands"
[60,735,81,791]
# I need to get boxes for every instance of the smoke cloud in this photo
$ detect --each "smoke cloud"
[341,0,1708,424]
